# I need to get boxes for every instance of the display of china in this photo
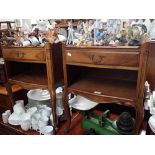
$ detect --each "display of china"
[27,89,51,107]
[40,126,54,135]
[13,100,25,115]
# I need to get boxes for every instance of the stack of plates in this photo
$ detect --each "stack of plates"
[68,95,99,111]
[148,115,155,133]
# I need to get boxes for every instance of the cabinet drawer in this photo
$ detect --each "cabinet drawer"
[65,49,140,68]
[2,48,45,62]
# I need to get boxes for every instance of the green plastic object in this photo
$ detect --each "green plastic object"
[82,110,133,135]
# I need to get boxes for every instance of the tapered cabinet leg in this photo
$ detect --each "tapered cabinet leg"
[51,91,57,129]
[134,104,144,134]
[62,90,71,133]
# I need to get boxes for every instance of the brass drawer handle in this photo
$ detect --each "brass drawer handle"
[89,55,105,64]
[17,52,25,58]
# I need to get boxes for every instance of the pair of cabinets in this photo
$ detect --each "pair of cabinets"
[1,42,152,134]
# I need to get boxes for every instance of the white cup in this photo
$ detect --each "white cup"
[15,100,24,107]
[33,113,41,121]
[27,107,37,116]
[56,107,63,116]
[20,120,31,131]
[5,110,11,116]
[32,123,39,131]
[38,117,48,130]
[41,126,54,135]
[20,113,31,123]
[2,113,9,124]
[14,100,25,115]
[22,40,31,46]
[41,108,51,117]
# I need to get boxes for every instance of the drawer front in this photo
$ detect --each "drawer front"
[2,48,45,62]
[65,49,140,67]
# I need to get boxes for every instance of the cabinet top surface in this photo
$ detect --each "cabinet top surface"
[1,43,52,49]
[66,45,141,49]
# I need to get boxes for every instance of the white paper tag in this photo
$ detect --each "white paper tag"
[67,52,72,56]
[93,91,102,95]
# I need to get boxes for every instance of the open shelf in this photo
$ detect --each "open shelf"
[0,84,23,95]
[68,76,137,104]
[9,71,48,89]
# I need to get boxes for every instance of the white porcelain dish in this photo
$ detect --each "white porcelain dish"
[148,121,155,133]
[68,95,99,111]
[148,115,155,129]
[27,89,50,101]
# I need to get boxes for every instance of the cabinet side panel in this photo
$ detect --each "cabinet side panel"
[146,42,155,90]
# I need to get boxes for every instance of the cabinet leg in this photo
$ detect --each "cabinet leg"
[5,82,14,109]
[134,104,144,134]
[50,91,57,129]
[62,91,71,133]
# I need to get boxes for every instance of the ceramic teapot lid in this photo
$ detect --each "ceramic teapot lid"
[27,89,50,101]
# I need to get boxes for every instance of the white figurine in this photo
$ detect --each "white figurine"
[66,21,74,45]
[32,19,51,32]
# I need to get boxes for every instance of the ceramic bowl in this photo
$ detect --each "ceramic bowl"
[68,95,99,111]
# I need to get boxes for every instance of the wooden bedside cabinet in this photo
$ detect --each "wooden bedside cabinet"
[1,43,64,129]
[62,43,150,134]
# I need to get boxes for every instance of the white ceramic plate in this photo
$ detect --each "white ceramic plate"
[148,121,155,133]
[68,95,99,111]
[148,115,155,130]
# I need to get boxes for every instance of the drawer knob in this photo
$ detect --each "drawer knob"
[17,52,25,58]
[89,55,105,64]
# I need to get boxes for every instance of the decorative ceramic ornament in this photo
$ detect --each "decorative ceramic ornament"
[66,21,74,45]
